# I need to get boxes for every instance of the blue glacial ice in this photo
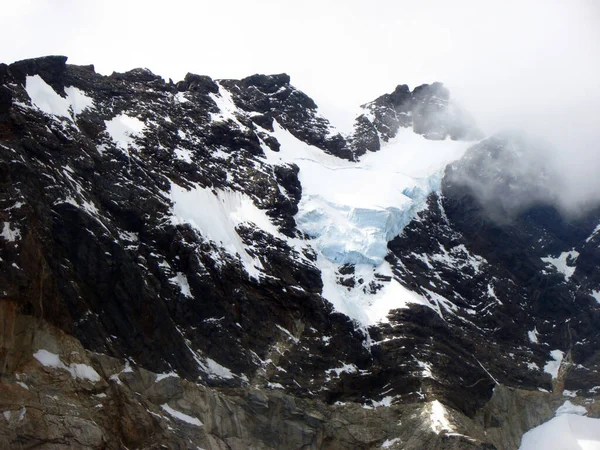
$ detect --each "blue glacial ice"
[296,174,442,265]
[261,121,474,324]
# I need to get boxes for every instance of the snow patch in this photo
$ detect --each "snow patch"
[170,183,279,279]
[275,324,299,343]
[25,75,72,119]
[1,222,21,242]
[105,114,146,152]
[64,86,94,114]
[118,230,138,242]
[325,363,358,380]
[371,396,395,408]
[174,92,189,103]
[33,349,101,382]
[199,358,234,380]
[528,328,539,344]
[519,414,600,450]
[69,363,102,381]
[429,400,453,434]
[591,291,600,305]
[4,407,26,422]
[169,272,193,298]
[556,400,587,417]
[174,148,193,163]
[362,396,397,409]
[544,350,565,379]
[586,224,600,243]
[430,244,486,275]
[160,404,203,426]
[487,284,503,305]
[381,438,402,448]
[541,250,579,280]
[155,372,179,382]
[209,84,245,128]
[33,349,61,367]
[416,359,435,379]
[318,258,432,325]
[25,76,93,120]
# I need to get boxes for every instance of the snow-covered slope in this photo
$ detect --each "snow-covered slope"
[270,124,472,265]
[520,414,600,450]
[262,121,476,324]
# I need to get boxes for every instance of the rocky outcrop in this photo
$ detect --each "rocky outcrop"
[3,306,595,449]
[384,132,600,409]
[348,82,483,155]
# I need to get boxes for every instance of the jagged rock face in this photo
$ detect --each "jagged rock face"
[4,304,595,450]
[349,82,483,155]
[1,55,600,449]
[0,55,370,390]
[386,133,600,404]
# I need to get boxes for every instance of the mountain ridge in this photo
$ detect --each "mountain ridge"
[1,55,599,449]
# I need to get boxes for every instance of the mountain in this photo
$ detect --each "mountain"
[0,55,599,449]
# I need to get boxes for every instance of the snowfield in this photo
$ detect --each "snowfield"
[25,75,93,120]
[519,414,600,450]
[170,183,280,279]
[33,349,101,382]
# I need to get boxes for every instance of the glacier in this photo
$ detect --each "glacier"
[261,120,477,324]
[266,122,472,266]
[167,84,478,325]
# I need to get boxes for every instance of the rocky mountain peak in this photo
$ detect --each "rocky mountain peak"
[349,80,483,156]
[1,55,599,449]
[239,73,292,92]
[177,72,220,94]
[4,55,69,89]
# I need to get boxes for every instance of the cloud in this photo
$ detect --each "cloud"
[443,1,600,215]
[2,0,599,213]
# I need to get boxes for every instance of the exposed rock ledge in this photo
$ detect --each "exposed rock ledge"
[0,303,596,449]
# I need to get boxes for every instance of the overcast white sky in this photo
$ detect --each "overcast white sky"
[2,0,600,207]
[2,1,597,120]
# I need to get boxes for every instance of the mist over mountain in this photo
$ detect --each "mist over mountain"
[0,55,599,450]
